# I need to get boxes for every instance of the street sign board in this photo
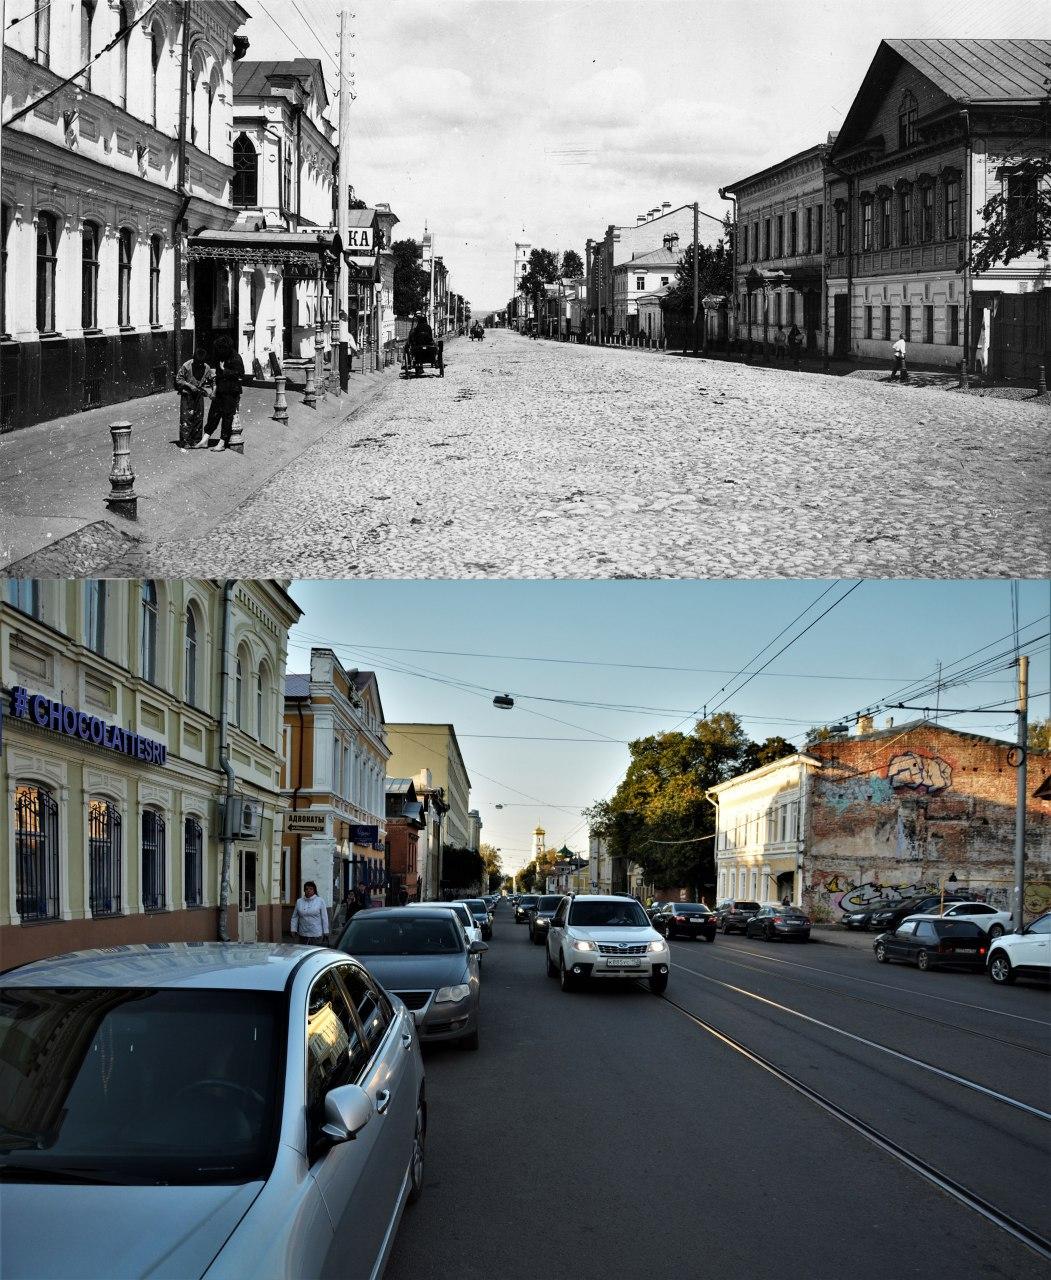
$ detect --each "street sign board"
[285,811,327,833]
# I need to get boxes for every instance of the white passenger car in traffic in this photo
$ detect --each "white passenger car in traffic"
[545,894,670,993]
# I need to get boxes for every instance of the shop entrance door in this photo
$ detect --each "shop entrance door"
[238,850,257,943]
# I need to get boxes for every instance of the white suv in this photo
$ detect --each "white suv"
[545,894,670,993]
[987,911,1050,984]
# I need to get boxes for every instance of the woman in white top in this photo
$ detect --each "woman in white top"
[290,880,330,945]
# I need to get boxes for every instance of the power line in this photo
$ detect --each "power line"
[6,0,51,32]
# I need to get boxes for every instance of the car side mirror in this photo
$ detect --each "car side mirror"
[469,940,489,954]
[321,1084,374,1144]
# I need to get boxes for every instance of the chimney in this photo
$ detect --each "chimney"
[856,715,874,735]
[637,213,646,225]
[649,207,659,220]
[884,716,894,730]
[661,201,671,213]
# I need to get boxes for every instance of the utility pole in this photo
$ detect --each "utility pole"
[1012,655,1029,933]
[337,10,353,388]
[692,201,700,357]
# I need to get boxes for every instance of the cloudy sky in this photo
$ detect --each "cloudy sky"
[241,0,1040,310]
[284,580,1050,874]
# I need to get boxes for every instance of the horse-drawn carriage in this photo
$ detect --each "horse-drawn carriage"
[401,324,444,378]
[470,321,485,341]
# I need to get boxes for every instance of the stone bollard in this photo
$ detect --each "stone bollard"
[227,409,245,454]
[1039,364,1048,395]
[303,360,317,409]
[958,359,967,388]
[106,421,137,519]
[272,374,288,423]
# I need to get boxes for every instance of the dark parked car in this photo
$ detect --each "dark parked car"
[515,894,540,923]
[716,900,761,935]
[873,917,989,972]
[841,899,900,931]
[646,900,666,921]
[653,902,717,941]
[866,893,972,934]
[745,905,812,942]
[528,895,564,944]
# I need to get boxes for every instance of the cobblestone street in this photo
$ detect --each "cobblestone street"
[24,330,1050,578]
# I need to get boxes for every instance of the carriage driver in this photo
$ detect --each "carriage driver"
[406,312,434,352]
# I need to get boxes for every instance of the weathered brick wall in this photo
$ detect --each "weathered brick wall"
[802,726,1051,921]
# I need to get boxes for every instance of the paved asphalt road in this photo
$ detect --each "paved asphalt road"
[97,330,1049,580]
[385,902,1049,1280]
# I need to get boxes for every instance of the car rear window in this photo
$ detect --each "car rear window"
[932,920,984,937]
[340,915,464,954]
[538,897,562,910]
[734,902,760,912]
[675,904,710,914]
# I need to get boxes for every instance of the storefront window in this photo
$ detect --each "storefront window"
[142,809,166,911]
[184,817,204,907]
[15,784,60,922]
[89,798,122,916]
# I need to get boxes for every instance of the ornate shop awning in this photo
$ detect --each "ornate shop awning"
[187,230,344,279]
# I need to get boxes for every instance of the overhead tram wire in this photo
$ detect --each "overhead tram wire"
[253,0,338,98]
[6,0,51,32]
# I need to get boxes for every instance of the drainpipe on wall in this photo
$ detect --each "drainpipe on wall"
[961,109,971,375]
[172,0,191,381]
[217,579,238,942]
[292,696,307,924]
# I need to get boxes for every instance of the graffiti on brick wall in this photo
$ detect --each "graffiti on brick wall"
[1026,882,1051,916]
[887,752,952,793]
[825,775,896,815]
[816,873,934,914]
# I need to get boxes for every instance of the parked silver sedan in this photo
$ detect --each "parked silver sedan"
[338,907,486,1049]
[0,943,426,1280]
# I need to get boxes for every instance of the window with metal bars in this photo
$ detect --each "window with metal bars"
[184,817,204,907]
[89,798,122,916]
[142,809,166,911]
[15,785,60,922]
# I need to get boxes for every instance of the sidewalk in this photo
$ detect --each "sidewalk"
[0,366,394,572]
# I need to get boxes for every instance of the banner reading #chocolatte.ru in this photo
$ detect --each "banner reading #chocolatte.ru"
[7,686,168,766]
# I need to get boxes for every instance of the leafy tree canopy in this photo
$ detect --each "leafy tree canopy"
[441,844,483,892]
[561,249,585,279]
[662,232,734,315]
[1029,717,1051,753]
[519,247,561,316]
[969,153,1051,274]
[392,239,431,317]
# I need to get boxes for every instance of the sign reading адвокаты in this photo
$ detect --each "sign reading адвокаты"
[8,686,168,765]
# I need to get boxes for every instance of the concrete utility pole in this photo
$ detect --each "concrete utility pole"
[1012,655,1029,933]
[692,202,700,356]
[337,10,353,388]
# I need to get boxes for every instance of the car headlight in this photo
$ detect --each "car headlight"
[434,983,471,1004]
[572,940,595,952]
[649,939,668,952]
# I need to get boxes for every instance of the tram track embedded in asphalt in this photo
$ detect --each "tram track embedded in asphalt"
[651,984,1051,1263]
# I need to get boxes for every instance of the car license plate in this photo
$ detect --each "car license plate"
[606,957,641,968]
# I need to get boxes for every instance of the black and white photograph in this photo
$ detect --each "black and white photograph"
[1,2,1049,1278]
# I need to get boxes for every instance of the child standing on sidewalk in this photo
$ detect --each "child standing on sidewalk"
[175,350,214,451]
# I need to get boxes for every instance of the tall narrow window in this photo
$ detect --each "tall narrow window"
[8,579,41,617]
[835,204,845,254]
[763,218,771,259]
[189,62,200,146]
[1,204,10,335]
[80,1,96,91]
[89,798,122,916]
[861,199,873,251]
[15,784,60,922]
[149,235,162,325]
[184,606,198,705]
[1006,173,1038,240]
[921,183,934,241]
[902,304,911,340]
[789,210,797,256]
[81,222,100,329]
[776,214,784,257]
[804,206,812,254]
[34,0,51,65]
[815,204,823,253]
[118,228,133,326]
[923,305,934,344]
[36,212,58,333]
[150,26,161,127]
[899,185,912,246]
[142,810,166,911]
[256,667,265,740]
[235,656,244,725]
[206,79,216,153]
[897,90,917,149]
[84,579,106,654]
[947,305,960,346]
[117,2,131,110]
[232,134,258,207]
[184,817,204,907]
[283,144,293,211]
[945,177,960,239]
[879,194,891,248]
[141,580,158,681]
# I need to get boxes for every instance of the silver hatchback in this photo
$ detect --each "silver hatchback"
[0,943,426,1280]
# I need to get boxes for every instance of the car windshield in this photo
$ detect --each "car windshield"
[569,900,650,927]
[538,897,562,911]
[0,987,282,1185]
[341,915,464,955]
[520,896,539,907]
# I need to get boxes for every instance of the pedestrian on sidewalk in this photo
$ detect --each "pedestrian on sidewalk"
[197,335,245,452]
[175,350,214,451]
[890,332,909,382]
[290,880,329,945]
[773,325,788,359]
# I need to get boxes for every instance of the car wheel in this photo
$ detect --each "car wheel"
[874,942,888,963]
[988,924,1005,939]
[989,953,1015,984]
[764,924,775,943]
[916,949,931,971]
[459,1026,479,1051]
[407,1097,426,1203]
[649,971,668,995]
[722,922,732,934]
[559,955,576,992]
[546,949,558,978]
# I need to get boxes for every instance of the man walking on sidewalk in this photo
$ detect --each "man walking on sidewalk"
[197,335,245,451]
[175,349,214,452]
[890,332,909,382]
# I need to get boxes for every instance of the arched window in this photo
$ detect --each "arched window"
[149,234,162,325]
[84,579,106,654]
[141,580,158,681]
[256,665,265,740]
[15,784,59,922]
[150,25,162,127]
[142,809,166,910]
[118,228,133,327]
[235,653,244,726]
[36,212,58,333]
[88,798,122,916]
[232,134,258,208]
[184,816,204,907]
[80,1,96,92]
[184,605,198,705]
[117,2,132,110]
[81,222,100,329]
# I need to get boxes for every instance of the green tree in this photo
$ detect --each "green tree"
[480,842,503,891]
[1029,718,1051,753]
[519,247,560,323]
[661,233,734,315]
[441,844,484,892]
[517,860,538,891]
[561,249,584,279]
[741,735,798,772]
[392,239,430,317]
